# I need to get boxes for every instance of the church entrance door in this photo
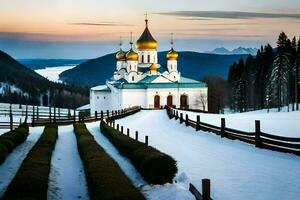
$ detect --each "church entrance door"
[180,95,188,109]
[167,95,173,107]
[154,95,160,109]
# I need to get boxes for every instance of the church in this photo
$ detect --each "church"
[90,17,208,113]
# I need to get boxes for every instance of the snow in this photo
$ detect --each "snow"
[86,121,195,200]
[0,129,9,135]
[0,82,28,96]
[0,126,44,197]
[116,110,300,200]
[47,125,89,200]
[177,108,300,137]
[35,66,76,83]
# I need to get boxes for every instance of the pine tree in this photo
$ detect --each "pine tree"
[296,37,300,110]
[267,32,291,111]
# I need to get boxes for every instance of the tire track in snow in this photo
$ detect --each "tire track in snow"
[0,126,44,197]
[47,125,89,200]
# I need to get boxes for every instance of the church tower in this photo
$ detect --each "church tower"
[166,33,179,81]
[136,14,158,64]
[126,33,139,82]
[115,37,126,71]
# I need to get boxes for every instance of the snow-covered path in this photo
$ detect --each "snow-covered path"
[116,110,300,200]
[86,121,194,200]
[0,129,9,135]
[0,126,43,197]
[47,125,89,200]
[177,109,300,137]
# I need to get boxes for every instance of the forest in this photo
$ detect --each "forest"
[227,32,300,112]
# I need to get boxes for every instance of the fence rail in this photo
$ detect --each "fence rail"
[167,107,300,156]
[0,104,141,129]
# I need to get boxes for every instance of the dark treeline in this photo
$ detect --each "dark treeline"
[228,32,300,112]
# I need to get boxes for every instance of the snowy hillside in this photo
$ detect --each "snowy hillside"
[35,66,76,83]
[178,107,300,137]
[116,110,300,200]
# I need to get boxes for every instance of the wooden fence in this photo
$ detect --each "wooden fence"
[0,104,141,129]
[167,107,300,156]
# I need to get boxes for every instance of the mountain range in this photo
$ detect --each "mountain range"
[18,59,87,70]
[60,51,248,86]
[205,47,258,55]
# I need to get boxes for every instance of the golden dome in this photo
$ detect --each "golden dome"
[166,48,178,60]
[116,49,126,61]
[126,48,138,61]
[149,63,158,71]
[136,19,157,50]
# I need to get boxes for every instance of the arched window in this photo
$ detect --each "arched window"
[148,54,150,63]
[129,65,132,71]
[180,95,188,109]
[141,55,144,63]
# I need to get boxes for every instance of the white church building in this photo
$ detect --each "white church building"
[90,17,208,113]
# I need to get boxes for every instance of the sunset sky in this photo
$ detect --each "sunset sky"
[1,0,300,58]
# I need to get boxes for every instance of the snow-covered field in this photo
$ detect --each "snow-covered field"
[86,122,194,200]
[35,65,75,82]
[48,125,89,200]
[116,110,300,200]
[0,129,9,135]
[178,108,300,137]
[0,126,44,197]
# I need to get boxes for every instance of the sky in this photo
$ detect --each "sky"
[0,0,300,59]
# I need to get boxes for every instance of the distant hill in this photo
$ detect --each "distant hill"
[18,59,87,70]
[205,47,258,55]
[60,51,248,86]
[0,50,88,107]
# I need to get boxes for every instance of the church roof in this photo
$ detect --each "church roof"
[90,85,111,91]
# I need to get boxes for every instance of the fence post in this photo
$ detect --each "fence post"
[95,111,98,120]
[37,106,40,120]
[112,121,115,128]
[58,108,61,119]
[196,115,201,131]
[127,128,130,137]
[49,106,52,123]
[145,136,148,146]
[73,108,76,123]
[202,179,211,200]
[175,110,178,120]
[106,110,109,117]
[185,114,189,126]
[255,120,261,147]
[101,110,104,119]
[135,131,138,141]
[32,106,35,127]
[121,126,124,134]
[68,108,71,119]
[25,105,28,123]
[180,113,183,124]
[221,118,226,137]
[9,105,13,131]
[54,107,56,123]
[117,124,119,131]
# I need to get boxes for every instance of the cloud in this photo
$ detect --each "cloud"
[69,22,133,26]
[158,11,300,20]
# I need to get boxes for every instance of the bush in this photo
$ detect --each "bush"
[3,124,58,200]
[73,123,145,200]
[100,121,178,184]
[0,123,29,164]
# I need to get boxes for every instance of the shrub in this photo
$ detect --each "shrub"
[100,121,178,184]
[3,124,58,200]
[0,123,29,164]
[0,143,9,163]
[73,123,145,200]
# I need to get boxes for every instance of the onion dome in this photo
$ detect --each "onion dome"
[136,17,157,50]
[116,49,126,61]
[166,48,178,60]
[126,33,138,61]
[116,39,126,61]
[166,33,178,60]
[126,49,138,61]
[149,63,158,71]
